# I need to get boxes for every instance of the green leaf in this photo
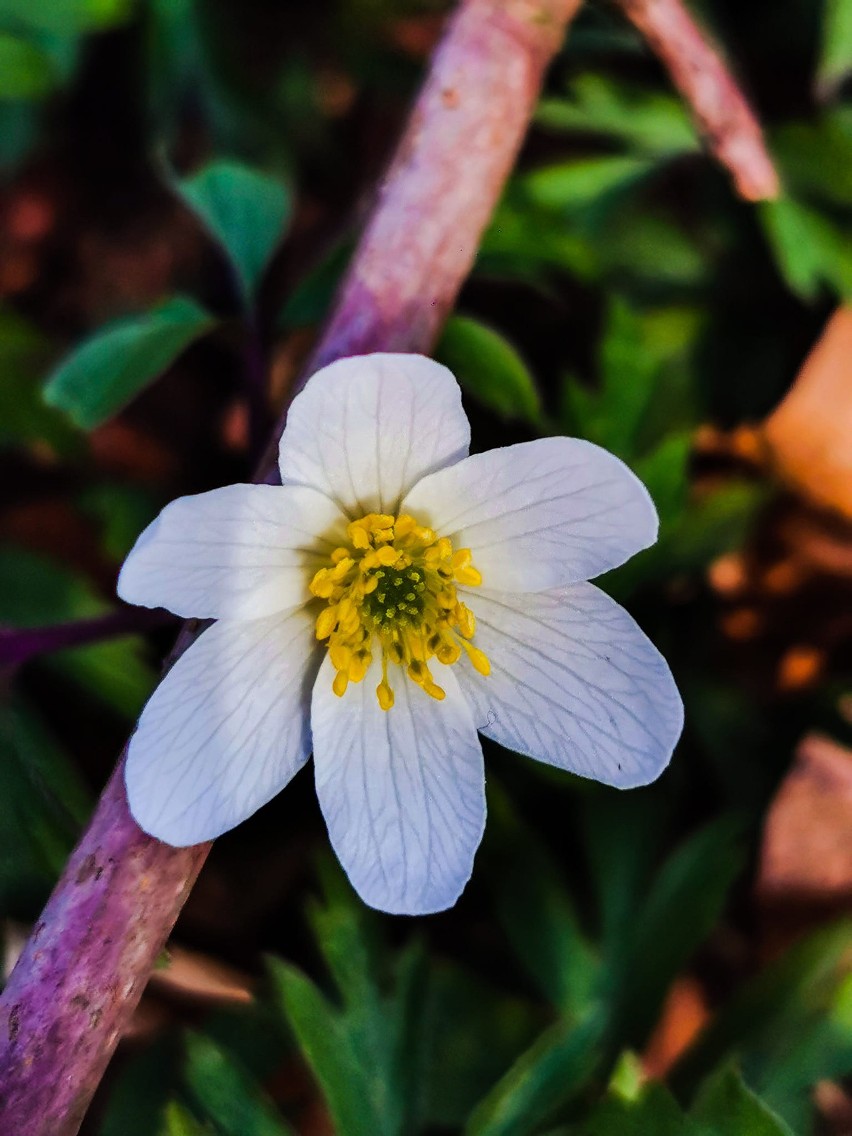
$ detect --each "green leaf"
[818,0,852,96]
[522,155,654,214]
[43,296,215,429]
[268,959,383,1136]
[633,434,691,529]
[0,308,80,455]
[270,861,430,1136]
[581,1080,691,1136]
[673,920,852,1097]
[0,0,132,34]
[0,34,56,100]
[484,784,599,1017]
[536,74,698,158]
[99,1037,180,1136]
[692,1068,795,1136]
[611,818,745,1043]
[563,299,660,458]
[182,1033,293,1136]
[177,160,291,302]
[771,110,852,208]
[0,696,91,904]
[465,1013,607,1136]
[436,316,541,424]
[78,484,159,561]
[418,962,543,1129]
[159,1102,214,1136]
[760,196,852,301]
[0,544,155,716]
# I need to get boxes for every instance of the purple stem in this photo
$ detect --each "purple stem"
[0,0,776,1130]
[0,609,176,670]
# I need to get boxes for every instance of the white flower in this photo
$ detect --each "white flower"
[118,353,683,915]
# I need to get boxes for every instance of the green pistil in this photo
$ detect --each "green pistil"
[364,566,426,629]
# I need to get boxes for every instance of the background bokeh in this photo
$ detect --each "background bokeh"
[2,1,852,1133]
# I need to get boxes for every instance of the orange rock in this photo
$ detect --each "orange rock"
[762,308,852,519]
[758,734,852,904]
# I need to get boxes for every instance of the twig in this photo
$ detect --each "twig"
[0,608,175,670]
[0,2,581,1132]
[614,0,780,201]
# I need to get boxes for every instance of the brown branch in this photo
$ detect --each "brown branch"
[615,0,780,202]
[0,1,581,1132]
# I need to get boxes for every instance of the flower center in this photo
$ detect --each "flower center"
[309,512,490,710]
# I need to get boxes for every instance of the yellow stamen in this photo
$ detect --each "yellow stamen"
[309,511,490,710]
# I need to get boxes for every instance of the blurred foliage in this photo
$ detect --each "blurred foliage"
[0,0,851,1134]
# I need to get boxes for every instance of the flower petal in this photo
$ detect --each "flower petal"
[311,655,485,914]
[279,354,470,517]
[402,437,658,591]
[118,483,347,620]
[456,583,683,787]
[126,607,320,845]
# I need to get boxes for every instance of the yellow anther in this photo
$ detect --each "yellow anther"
[311,510,489,709]
[348,522,371,549]
[348,650,371,683]
[437,640,462,665]
[329,643,352,670]
[329,558,354,583]
[309,568,335,599]
[464,643,491,676]
[315,606,338,639]
[375,545,398,566]
[457,605,476,638]
[455,565,482,586]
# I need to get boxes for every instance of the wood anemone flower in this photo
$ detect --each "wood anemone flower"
[117,353,683,915]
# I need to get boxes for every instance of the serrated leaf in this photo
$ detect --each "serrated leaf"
[177,160,291,302]
[416,960,542,1129]
[818,0,852,97]
[268,958,383,1136]
[522,155,653,213]
[483,784,599,1017]
[0,34,56,100]
[536,74,698,158]
[182,1033,293,1136]
[159,1101,214,1136]
[673,921,852,1097]
[43,295,215,429]
[760,196,852,301]
[436,316,541,424]
[0,696,91,902]
[581,1080,691,1136]
[99,1037,180,1136]
[633,433,691,529]
[692,1067,795,1136]
[465,1013,607,1136]
[611,818,745,1043]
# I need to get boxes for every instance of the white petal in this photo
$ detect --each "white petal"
[456,583,683,787]
[311,655,485,915]
[402,437,658,591]
[126,607,319,844]
[118,483,347,620]
[278,353,470,518]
